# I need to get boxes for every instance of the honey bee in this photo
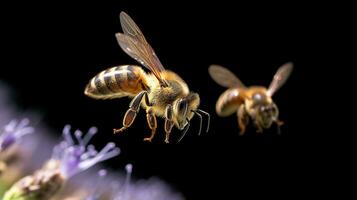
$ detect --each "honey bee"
[208,63,293,135]
[85,12,209,143]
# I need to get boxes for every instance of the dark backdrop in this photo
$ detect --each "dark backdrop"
[1,1,321,199]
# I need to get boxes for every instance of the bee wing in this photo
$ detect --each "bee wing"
[267,62,293,96]
[208,65,246,88]
[116,12,167,86]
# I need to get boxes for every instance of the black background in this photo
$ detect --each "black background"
[1,1,327,199]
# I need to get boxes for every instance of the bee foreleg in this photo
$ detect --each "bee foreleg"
[144,108,157,142]
[114,91,148,134]
[237,105,249,135]
[164,105,174,144]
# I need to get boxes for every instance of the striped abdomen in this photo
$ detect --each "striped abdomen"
[216,88,245,117]
[84,65,148,99]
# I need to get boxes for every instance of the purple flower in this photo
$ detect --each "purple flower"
[113,164,184,200]
[117,177,185,200]
[51,125,120,178]
[0,118,34,152]
[2,125,121,200]
[80,164,185,200]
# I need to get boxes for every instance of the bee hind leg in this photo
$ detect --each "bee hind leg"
[237,105,249,135]
[114,91,148,134]
[144,108,157,142]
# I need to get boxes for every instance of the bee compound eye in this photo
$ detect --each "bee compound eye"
[178,99,188,112]
[253,93,262,101]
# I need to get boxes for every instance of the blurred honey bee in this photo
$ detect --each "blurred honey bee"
[208,63,293,135]
[84,12,209,143]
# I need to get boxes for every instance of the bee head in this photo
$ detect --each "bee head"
[251,92,268,105]
[173,92,200,130]
[173,92,211,143]
[256,103,279,129]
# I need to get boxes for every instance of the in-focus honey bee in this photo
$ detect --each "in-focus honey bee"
[208,63,293,135]
[85,12,209,143]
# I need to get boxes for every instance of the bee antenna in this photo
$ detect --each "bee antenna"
[192,111,203,136]
[198,109,210,133]
[178,118,190,143]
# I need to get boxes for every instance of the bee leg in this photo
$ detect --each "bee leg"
[255,123,263,133]
[237,105,249,135]
[164,105,174,144]
[276,120,284,135]
[113,91,148,134]
[144,108,157,142]
[276,120,284,126]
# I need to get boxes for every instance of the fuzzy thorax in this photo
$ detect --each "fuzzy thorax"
[145,71,190,117]
[143,71,200,130]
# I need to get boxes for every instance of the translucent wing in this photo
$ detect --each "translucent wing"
[119,11,148,46]
[116,12,167,86]
[208,65,246,88]
[267,62,293,96]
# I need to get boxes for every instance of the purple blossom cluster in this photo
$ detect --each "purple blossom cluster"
[0,82,185,199]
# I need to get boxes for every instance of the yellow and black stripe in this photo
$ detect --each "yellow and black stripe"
[84,65,148,99]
